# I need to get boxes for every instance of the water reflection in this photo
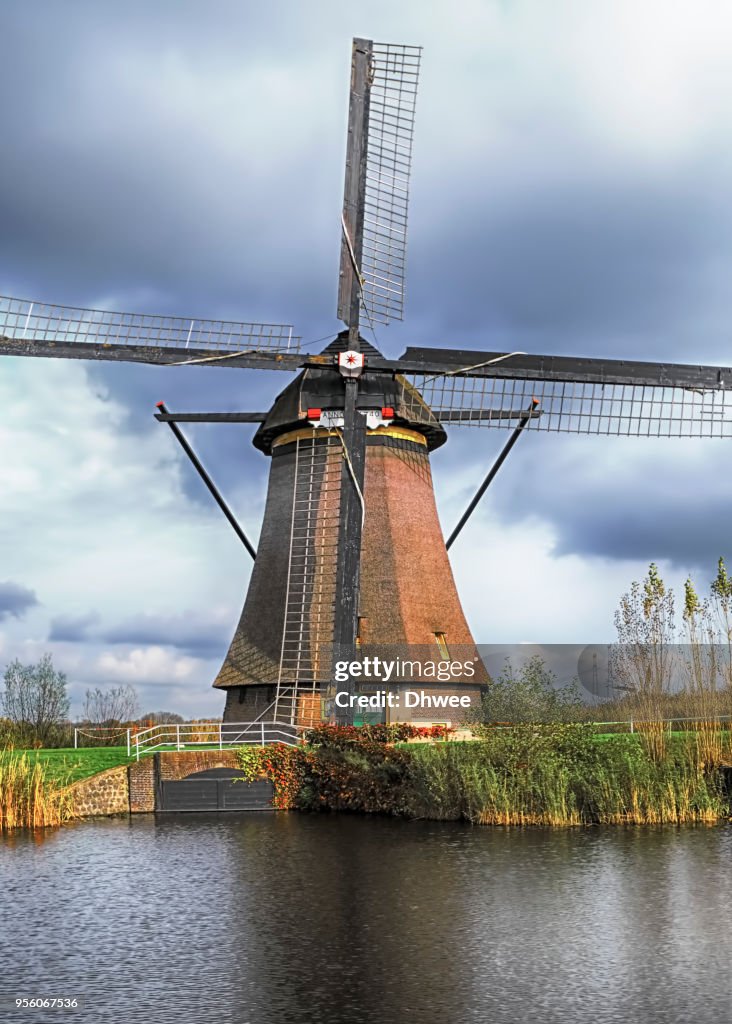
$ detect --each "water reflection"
[1,816,731,1023]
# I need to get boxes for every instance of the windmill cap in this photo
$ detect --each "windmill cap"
[251,333,447,454]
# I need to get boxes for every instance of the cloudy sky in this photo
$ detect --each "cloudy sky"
[2,0,732,716]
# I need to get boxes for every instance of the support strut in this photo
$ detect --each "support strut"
[446,399,539,551]
[333,379,367,725]
[155,401,257,560]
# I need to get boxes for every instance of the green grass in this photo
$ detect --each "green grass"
[20,747,133,785]
[17,743,233,785]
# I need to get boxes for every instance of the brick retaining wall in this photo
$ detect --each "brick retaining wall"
[157,750,241,781]
[128,757,155,813]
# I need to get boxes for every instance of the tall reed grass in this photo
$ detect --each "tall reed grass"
[404,727,727,826]
[0,750,75,830]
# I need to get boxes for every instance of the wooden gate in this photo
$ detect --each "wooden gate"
[158,768,274,812]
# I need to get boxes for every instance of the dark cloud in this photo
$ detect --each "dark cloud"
[48,612,100,642]
[4,0,732,581]
[47,607,236,658]
[443,428,732,573]
[0,581,38,621]
[0,1,347,336]
[413,167,732,362]
[99,610,234,658]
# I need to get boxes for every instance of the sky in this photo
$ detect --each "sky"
[2,0,732,717]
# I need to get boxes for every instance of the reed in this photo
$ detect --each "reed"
[404,727,727,826]
[0,749,75,830]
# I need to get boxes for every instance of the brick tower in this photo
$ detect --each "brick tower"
[213,335,486,726]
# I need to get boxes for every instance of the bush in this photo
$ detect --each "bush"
[0,750,75,829]
[304,723,453,747]
[240,721,729,825]
[473,656,583,725]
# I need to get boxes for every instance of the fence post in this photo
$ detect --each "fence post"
[126,729,130,757]
[74,728,78,749]
[219,722,223,750]
[630,718,634,734]
[176,723,181,750]
[261,722,265,747]
[136,734,140,762]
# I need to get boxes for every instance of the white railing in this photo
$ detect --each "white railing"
[131,720,301,760]
[73,713,732,761]
[74,726,133,753]
[481,715,732,734]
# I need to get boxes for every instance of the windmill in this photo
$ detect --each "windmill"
[4,38,732,731]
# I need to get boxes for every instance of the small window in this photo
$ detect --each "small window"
[434,632,449,658]
[356,616,365,648]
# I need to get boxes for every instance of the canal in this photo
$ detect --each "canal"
[2,815,731,1023]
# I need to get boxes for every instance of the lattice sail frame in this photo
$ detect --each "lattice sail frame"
[360,42,422,326]
[0,295,300,355]
[405,372,732,439]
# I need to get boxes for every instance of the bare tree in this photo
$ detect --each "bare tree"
[1,654,70,746]
[139,711,185,725]
[83,684,139,727]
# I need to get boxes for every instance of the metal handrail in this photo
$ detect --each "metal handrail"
[481,715,732,735]
[132,720,301,760]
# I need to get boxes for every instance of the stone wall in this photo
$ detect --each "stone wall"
[69,766,129,817]
[72,750,253,817]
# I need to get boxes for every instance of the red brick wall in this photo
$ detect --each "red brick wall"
[212,430,487,713]
[360,443,488,659]
[128,758,155,813]
[156,750,241,781]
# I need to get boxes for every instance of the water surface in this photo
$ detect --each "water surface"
[2,814,731,1023]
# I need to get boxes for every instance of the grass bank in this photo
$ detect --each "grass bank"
[22,747,132,784]
[283,725,731,825]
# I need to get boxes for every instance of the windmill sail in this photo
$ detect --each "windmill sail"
[337,39,421,331]
[360,41,421,326]
[0,294,301,367]
[396,346,732,439]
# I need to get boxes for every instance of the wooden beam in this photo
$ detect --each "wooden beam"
[0,336,305,372]
[337,37,373,348]
[154,412,267,423]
